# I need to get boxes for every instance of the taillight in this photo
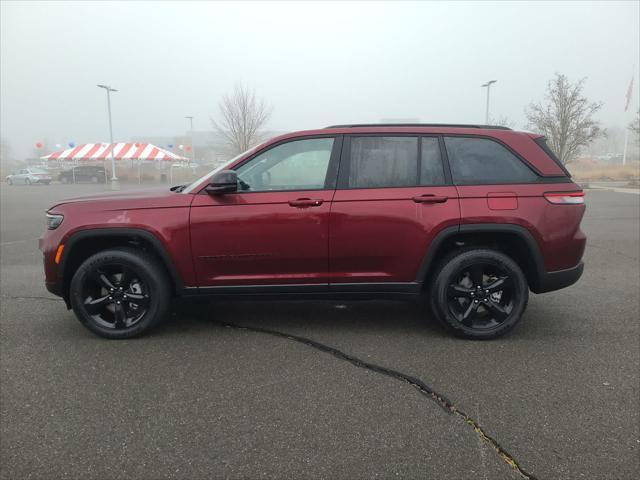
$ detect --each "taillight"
[543,191,585,205]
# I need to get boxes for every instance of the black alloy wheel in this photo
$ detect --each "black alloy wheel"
[70,248,170,339]
[430,249,528,339]
[446,262,515,330]
[81,263,150,330]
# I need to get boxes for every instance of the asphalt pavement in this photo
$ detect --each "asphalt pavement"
[1,183,638,480]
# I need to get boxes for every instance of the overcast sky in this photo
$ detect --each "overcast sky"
[1,0,639,158]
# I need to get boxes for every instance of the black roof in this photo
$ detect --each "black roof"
[325,123,512,130]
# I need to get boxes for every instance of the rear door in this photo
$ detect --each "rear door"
[329,135,460,288]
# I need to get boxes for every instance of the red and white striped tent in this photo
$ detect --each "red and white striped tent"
[41,143,188,162]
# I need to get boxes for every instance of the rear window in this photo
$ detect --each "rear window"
[348,136,418,188]
[420,137,446,185]
[444,137,538,185]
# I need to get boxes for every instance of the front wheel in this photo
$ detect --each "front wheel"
[429,248,529,339]
[25,178,31,185]
[69,248,171,339]
[6,178,12,185]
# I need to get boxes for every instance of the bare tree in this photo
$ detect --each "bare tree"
[211,83,272,155]
[489,115,517,129]
[630,110,640,145]
[525,73,604,164]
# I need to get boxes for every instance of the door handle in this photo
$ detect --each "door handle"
[413,194,448,204]
[288,198,324,208]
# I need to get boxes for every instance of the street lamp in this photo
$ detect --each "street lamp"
[185,115,195,164]
[97,84,119,190]
[481,80,497,124]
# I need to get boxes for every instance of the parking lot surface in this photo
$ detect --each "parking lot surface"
[1,184,638,479]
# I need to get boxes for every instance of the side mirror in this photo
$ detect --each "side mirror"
[205,170,238,195]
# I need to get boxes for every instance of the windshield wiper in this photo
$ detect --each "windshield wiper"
[170,184,187,192]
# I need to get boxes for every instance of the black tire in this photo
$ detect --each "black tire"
[6,178,12,185]
[69,247,171,339]
[428,248,528,339]
[25,178,31,185]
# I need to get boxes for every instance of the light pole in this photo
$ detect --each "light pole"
[481,80,497,124]
[185,116,195,164]
[97,84,119,190]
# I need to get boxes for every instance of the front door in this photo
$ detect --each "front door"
[190,136,341,289]
[329,135,460,287]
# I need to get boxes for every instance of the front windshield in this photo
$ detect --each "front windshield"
[30,168,48,174]
[181,145,260,193]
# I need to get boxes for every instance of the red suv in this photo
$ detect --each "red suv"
[40,124,586,339]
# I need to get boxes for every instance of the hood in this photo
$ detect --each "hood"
[48,187,192,211]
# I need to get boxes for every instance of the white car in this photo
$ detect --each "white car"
[6,168,52,186]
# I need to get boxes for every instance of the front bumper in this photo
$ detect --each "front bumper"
[533,262,584,294]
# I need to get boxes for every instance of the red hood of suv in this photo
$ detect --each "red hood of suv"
[48,187,192,211]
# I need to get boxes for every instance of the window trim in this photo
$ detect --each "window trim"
[220,134,343,194]
[443,134,545,186]
[533,136,572,178]
[337,133,452,190]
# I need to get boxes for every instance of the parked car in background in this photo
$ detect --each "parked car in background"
[59,165,107,184]
[6,168,52,185]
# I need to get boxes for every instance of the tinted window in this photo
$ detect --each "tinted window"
[349,136,418,188]
[420,137,446,185]
[444,137,537,184]
[236,137,334,191]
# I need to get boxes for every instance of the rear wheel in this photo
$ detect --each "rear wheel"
[69,248,171,339]
[429,249,528,339]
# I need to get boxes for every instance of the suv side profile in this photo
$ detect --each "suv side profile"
[40,124,586,340]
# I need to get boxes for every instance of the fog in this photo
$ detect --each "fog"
[1,0,639,159]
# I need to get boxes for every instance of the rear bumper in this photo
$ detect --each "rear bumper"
[45,281,62,297]
[533,262,584,294]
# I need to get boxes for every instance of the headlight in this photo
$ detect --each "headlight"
[46,213,64,230]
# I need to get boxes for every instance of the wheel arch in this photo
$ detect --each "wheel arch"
[58,228,184,306]
[417,224,546,292]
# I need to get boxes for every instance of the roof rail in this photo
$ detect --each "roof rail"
[325,123,512,130]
